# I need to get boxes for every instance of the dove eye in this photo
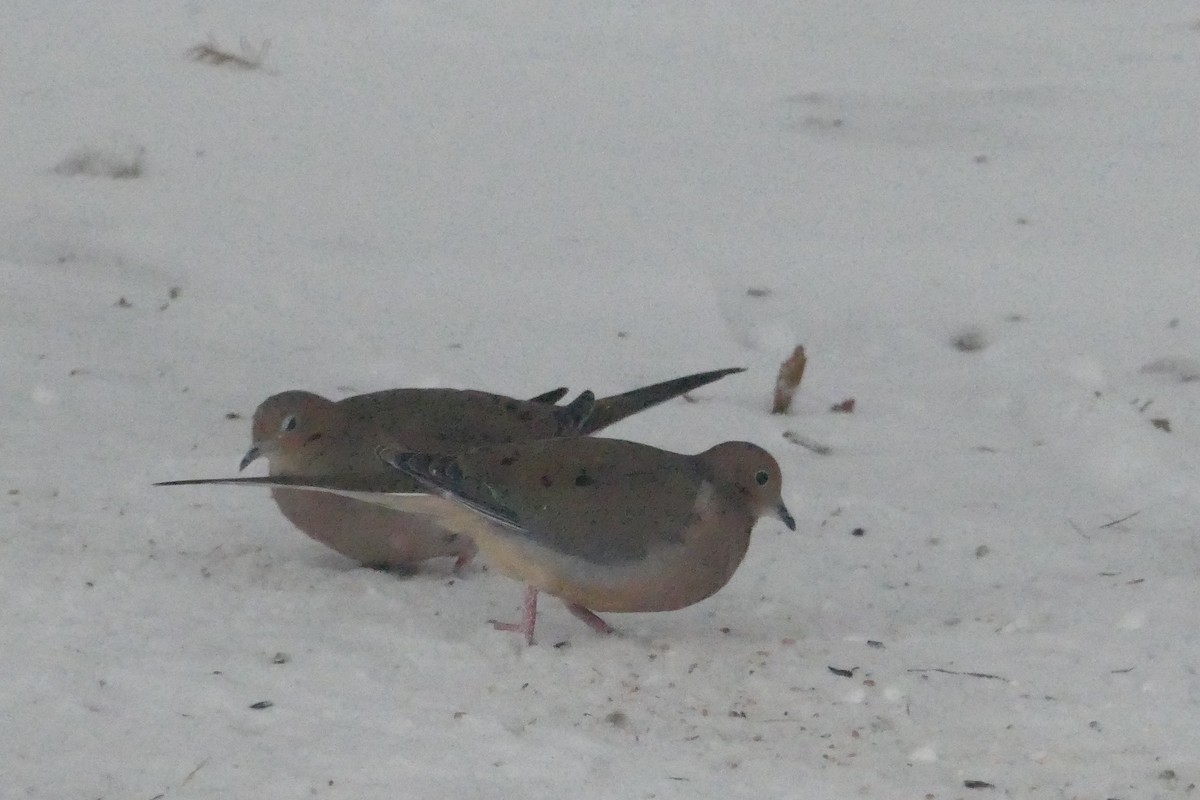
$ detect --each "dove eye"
[754,470,770,486]
[280,415,298,433]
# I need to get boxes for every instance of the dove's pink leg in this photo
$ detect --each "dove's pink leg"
[565,603,615,635]
[490,585,539,645]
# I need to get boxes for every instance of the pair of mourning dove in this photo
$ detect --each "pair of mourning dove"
[159,368,795,643]
[238,368,741,571]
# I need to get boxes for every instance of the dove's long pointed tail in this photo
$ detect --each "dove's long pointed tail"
[581,367,744,435]
[154,474,473,524]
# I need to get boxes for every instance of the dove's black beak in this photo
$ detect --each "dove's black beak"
[777,501,796,531]
[239,445,263,472]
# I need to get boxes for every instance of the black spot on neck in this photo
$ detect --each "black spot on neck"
[574,471,593,487]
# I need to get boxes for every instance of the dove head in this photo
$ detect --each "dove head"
[701,441,795,531]
[241,391,345,474]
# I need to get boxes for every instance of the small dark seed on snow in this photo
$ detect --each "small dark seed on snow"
[963,779,994,789]
[952,327,989,352]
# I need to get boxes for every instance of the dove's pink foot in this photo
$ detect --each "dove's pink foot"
[490,585,539,645]
[565,603,615,635]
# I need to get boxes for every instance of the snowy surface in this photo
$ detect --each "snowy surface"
[4,2,1200,797]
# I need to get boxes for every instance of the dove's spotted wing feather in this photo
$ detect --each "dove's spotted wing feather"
[384,450,527,532]
[339,389,591,453]
[383,438,705,566]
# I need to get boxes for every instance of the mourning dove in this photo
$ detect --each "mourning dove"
[157,436,795,644]
[235,367,743,571]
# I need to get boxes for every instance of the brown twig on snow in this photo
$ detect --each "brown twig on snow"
[772,345,807,414]
[181,757,210,786]
[1098,510,1141,529]
[188,38,270,70]
[55,147,144,179]
[782,430,831,455]
[907,667,1009,682]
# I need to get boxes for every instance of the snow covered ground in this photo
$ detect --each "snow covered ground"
[3,1,1199,797]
